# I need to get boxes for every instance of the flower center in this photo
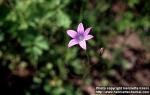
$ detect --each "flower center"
[76,33,84,42]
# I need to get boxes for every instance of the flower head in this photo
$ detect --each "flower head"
[67,23,93,50]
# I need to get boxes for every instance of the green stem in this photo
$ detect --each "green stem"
[82,50,91,80]
[78,0,88,22]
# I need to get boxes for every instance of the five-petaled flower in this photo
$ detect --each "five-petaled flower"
[67,23,93,50]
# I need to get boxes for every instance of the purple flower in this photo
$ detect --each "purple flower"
[67,23,93,50]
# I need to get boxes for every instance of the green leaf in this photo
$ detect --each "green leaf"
[35,36,49,50]
[21,35,34,46]
[33,76,42,84]
[52,87,64,95]
[56,10,71,28]
[19,21,28,30]
[49,0,61,9]
[26,46,42,56]
[46,63,53,70]
[128,0,140,7]
[44,84,51,93]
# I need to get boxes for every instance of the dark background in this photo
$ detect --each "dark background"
[0,0,150,95]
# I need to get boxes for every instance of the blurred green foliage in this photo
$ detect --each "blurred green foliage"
[0,0,150,95]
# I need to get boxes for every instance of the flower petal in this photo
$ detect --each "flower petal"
[77,23,84,33]
[84,27,92,35]
[85,35,93,40]
[67,30,77,38]
[68,39,78,48]
[79,40,86,50]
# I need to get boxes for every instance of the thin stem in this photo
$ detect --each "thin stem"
[82,50,91,80]
[78,0,88,22]
[86,50,90,65]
